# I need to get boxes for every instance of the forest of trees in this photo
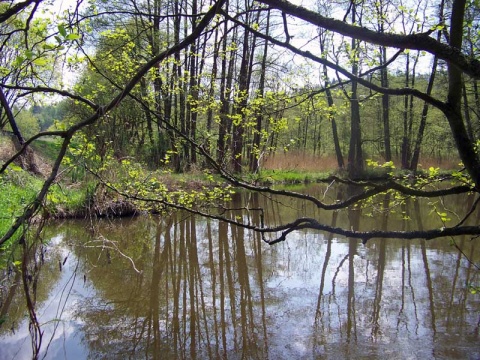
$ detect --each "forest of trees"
[1,0,480,243]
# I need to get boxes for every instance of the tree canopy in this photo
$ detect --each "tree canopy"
[1,0,480,245]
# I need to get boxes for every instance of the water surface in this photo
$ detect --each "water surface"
[1,186,479,359]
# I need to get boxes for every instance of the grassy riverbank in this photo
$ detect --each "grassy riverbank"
[0,135,463,241]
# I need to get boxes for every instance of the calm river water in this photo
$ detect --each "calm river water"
[1,184,479,359]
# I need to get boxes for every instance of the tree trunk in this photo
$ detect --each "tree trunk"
[410,55,438,171]
[380,46,391,161]
[206,27,220,157]
[231,30,249,173]
[146,0,170,165]
[186,0,199,167]
[401,53,418,169]
[249,9,270,172]
[319,33,344,169]
[172,0,185,172]
[376,0,391,162]
[401,54,410,168]
[462,83,474,141]
[409,0,446,171]
[445,0,480,186]
[347,3,363,178]
[217,22,236,165]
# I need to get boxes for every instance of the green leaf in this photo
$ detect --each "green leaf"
[42,43,56,50]
[58,24,67,37]
[33,58,48,66]
[14,55,25,67]
[66,33,80,41]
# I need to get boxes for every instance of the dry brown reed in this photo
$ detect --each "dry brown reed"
[262,150,461,171]
[262,151,339,171]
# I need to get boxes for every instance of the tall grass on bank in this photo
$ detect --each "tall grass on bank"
[0,166,42,263]
[262,151,340,172]
[262,151,461,172]
[0,169,90,256]
[0,167,95,271]
[250,168,330,185]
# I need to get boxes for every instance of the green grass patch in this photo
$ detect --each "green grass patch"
[0,166,42,263]
[0,165,93,268]
[31,137,62,162]
[45,182,95,216]
[0,165,90,241]
[251,169,331,185]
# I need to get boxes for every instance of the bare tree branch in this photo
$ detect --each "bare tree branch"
[1,84,99,110]
[257,0,480,79]
[0,0,40,24]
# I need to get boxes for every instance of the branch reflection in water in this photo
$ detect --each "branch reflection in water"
[0,184,479,359]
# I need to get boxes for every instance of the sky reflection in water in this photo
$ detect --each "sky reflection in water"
[0,187,479,359]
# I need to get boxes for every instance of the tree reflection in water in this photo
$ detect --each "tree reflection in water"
[0,186,479,359]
